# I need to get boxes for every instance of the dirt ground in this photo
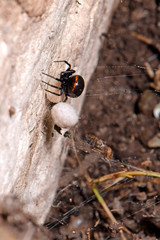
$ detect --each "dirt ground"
[46,1,160,239]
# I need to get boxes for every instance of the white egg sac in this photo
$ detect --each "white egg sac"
[51,102,79,128]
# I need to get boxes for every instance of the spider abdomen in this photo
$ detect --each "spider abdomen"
[67,75,85,98]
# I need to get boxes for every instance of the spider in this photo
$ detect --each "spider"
[42,60,85,102]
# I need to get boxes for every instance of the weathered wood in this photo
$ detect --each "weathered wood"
[0,0,119,224]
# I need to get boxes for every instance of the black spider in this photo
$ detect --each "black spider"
[42,60,85,102]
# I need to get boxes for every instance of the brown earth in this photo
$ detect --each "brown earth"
[46,1,160,239]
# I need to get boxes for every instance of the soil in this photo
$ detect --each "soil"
[46,1,160,239]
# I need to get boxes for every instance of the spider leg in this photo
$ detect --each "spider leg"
[42,72,61,82]
[64,95,68,102]
[61,69,75,74]
[43,88,63,96]
[54,60,71,70]
[42,80,61,90]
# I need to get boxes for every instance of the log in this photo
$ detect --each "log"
[0,0,119,224]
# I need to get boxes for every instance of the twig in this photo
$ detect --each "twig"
[131,31,160,53]
[70,131,136,240]
[94,170,160,183]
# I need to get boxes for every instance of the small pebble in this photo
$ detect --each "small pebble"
[138,89,158,115]
[136,192,147,201]
[147,133,160,148]
[153,102,160,119]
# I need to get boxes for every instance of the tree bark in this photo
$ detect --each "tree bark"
[0,0,119,224]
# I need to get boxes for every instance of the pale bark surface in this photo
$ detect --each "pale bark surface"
[0,0,119,224]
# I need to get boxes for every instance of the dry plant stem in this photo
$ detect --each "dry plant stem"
[131,31,160,90]
[92,185,139,240]
[144,62,160,90]
[92,187,127,240]
[93,170,160,184]
[131,31,160,52]
[144,62,155,79]
[71,132,132,240]
[86,228,91,240]
[102,177,125,191]
[71,133,159,239]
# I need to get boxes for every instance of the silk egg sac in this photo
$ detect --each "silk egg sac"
[51,102,79,128]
